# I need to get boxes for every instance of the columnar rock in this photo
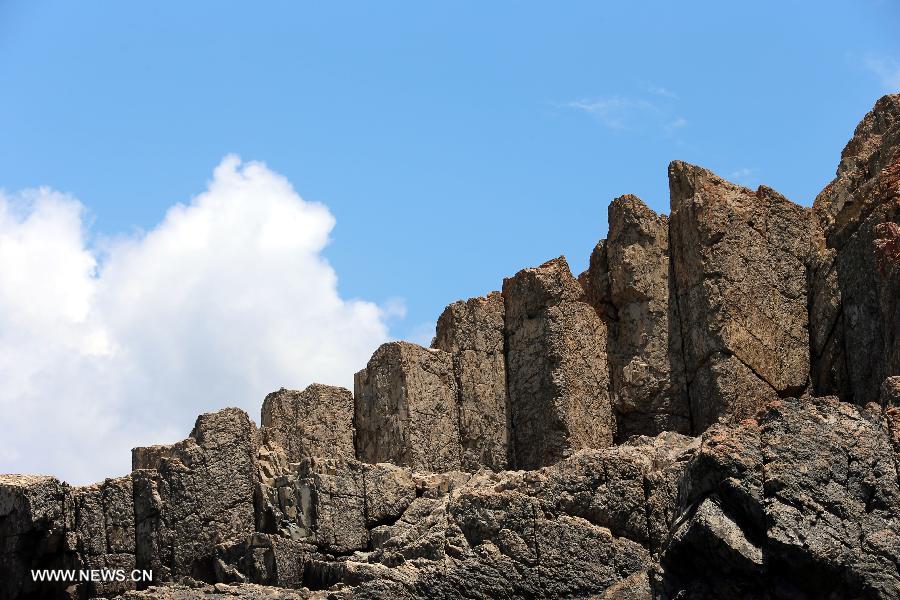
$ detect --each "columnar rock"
[668,162,812,431]
[132,407,259,583]
[354,342,462,473]
[0,474,137,600]
[503,256,614,469]
[811,93,900,404]
[877,221,900,386]
[0,475,71,600]
[432,292,509,471]
[580,195,691,438]
[261,384,355,463]
[67,476,137,597]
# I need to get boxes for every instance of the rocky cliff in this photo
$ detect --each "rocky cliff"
[2,96,899,600]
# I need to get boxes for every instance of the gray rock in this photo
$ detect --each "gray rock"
[133,408,259,583]
[432,291,509,471]
[580,195,691,438]
[503,256,615,469]
[354,342,462,473]
[261,384,355,463]
[663,396,900,600]
[669,161,812,431]
[876,222,900,381]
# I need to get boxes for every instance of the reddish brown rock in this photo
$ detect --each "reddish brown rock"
[354,342,462,473]
[811,94,900,405]
[668,162,812,431]
[503,256,615,469]
[432,292,509,471]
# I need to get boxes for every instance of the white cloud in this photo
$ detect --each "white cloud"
[664,117,688,134]
[863,55,900,90]
[645,84,678,99]
[0,155,393,484]
[728,167,759,187]
[567,96,657,129]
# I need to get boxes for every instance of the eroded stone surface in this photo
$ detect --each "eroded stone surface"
[580,195,691,438]
[811,94,900,405]
[133,408,259,583]
[261,384,355,463]
[669,161,812,431]
[354,342,462,473]
[662,396,900,600]
[433,292,509,471]
[503,256,615,469]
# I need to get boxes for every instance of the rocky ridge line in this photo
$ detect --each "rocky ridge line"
[1,95,899,600]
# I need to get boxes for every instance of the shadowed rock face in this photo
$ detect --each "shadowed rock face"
[432,292,509,471]
[580,195,691,439]
[811,94,900,405]
[132,408,259,584]
[503,256,615,469]
[3,95,900,600]
[354,342,462,473]
[668,162,812,431]
[261,385,356,463]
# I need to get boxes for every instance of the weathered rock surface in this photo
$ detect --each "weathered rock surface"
[132,408,259,584]
[432,292,509,471]
[503,256,615,469]
[662,396,900,599]
[811,94,900,405]
[669,162,812,431]
[261,385,355,463]
[4,95,900,600]
[354,342,462,473]
[580,195,691,438]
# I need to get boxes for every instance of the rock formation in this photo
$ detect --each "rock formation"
[503,257,615,469]
[2,95,899,600]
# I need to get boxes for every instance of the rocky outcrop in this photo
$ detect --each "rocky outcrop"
[503,257,615,469]
[669,162,812,431]
[354,342,462,473]
[580,195,691,438]
[132,408,259,583]
[3,96,900,600]
[810,94,900,405]
[432,292,509,471]
[261,385,356,463]
[661,396,900,599]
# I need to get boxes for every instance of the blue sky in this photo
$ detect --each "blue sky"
[2,1,898,340]
[1,2,899,481]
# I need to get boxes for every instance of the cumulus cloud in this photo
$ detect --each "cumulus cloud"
[0,156,393,484]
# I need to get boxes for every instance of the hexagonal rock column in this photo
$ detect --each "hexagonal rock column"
[432,291,509,471]
[579,195,691,439]
[668,161,812,432]
[260,384,355,462]
[503,256,614,470]
[354,341,462,473]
